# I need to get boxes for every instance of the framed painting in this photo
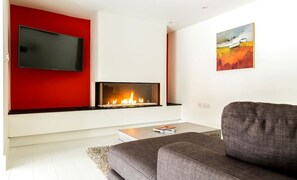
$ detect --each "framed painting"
[216,23,254,71]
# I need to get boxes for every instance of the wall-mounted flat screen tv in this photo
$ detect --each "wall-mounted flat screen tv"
[18,26,84,71]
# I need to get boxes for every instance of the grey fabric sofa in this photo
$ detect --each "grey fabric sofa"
[108,102,297,180]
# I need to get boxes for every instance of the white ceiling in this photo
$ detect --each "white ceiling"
[10,0,258,32]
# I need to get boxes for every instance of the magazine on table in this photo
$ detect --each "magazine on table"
[153,125,176,134]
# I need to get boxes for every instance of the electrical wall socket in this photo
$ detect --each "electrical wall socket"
[197,102,210,109]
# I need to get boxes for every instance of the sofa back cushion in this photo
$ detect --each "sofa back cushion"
[222,102,297,176]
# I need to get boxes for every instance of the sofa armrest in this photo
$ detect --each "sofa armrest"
[157,142,294,180]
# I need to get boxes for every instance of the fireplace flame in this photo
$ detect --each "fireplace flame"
[121,91,137,105]
[112,99,117,105]
[102,90,157,107]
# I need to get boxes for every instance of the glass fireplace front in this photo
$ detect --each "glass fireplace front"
[95,82,160,108]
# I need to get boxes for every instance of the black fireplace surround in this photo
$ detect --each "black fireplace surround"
[95,82,160,108]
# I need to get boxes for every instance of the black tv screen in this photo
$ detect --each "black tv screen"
[18,26,84,71]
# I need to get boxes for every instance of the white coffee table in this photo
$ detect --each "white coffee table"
[118,122,221,142]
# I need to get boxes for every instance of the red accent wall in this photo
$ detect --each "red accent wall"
[10,5,91,110]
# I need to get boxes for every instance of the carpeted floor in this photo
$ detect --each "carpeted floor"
[87,145,111,176]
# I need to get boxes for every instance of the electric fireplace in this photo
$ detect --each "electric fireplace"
[95,82,160,108]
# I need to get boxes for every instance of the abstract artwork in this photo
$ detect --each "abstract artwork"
[216,23,254,71]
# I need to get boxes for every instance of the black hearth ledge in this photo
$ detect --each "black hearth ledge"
[8,105,163,115]
[167,102,182,106]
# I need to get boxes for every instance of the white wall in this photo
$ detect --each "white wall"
[0,0,4,164]
[168,0,297,128]
[2,0,10,154]
[94,11,167,105]
[8,11,180,138]
[2,0,10,171]
[90,12,99,106]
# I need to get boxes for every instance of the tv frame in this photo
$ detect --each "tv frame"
[18,25,84,72]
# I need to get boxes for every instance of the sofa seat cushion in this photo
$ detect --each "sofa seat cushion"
[222,102,297,177]
[158,142,295,180]
[108,132,224,180]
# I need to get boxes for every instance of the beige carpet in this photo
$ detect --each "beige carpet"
[87,145,111,176]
